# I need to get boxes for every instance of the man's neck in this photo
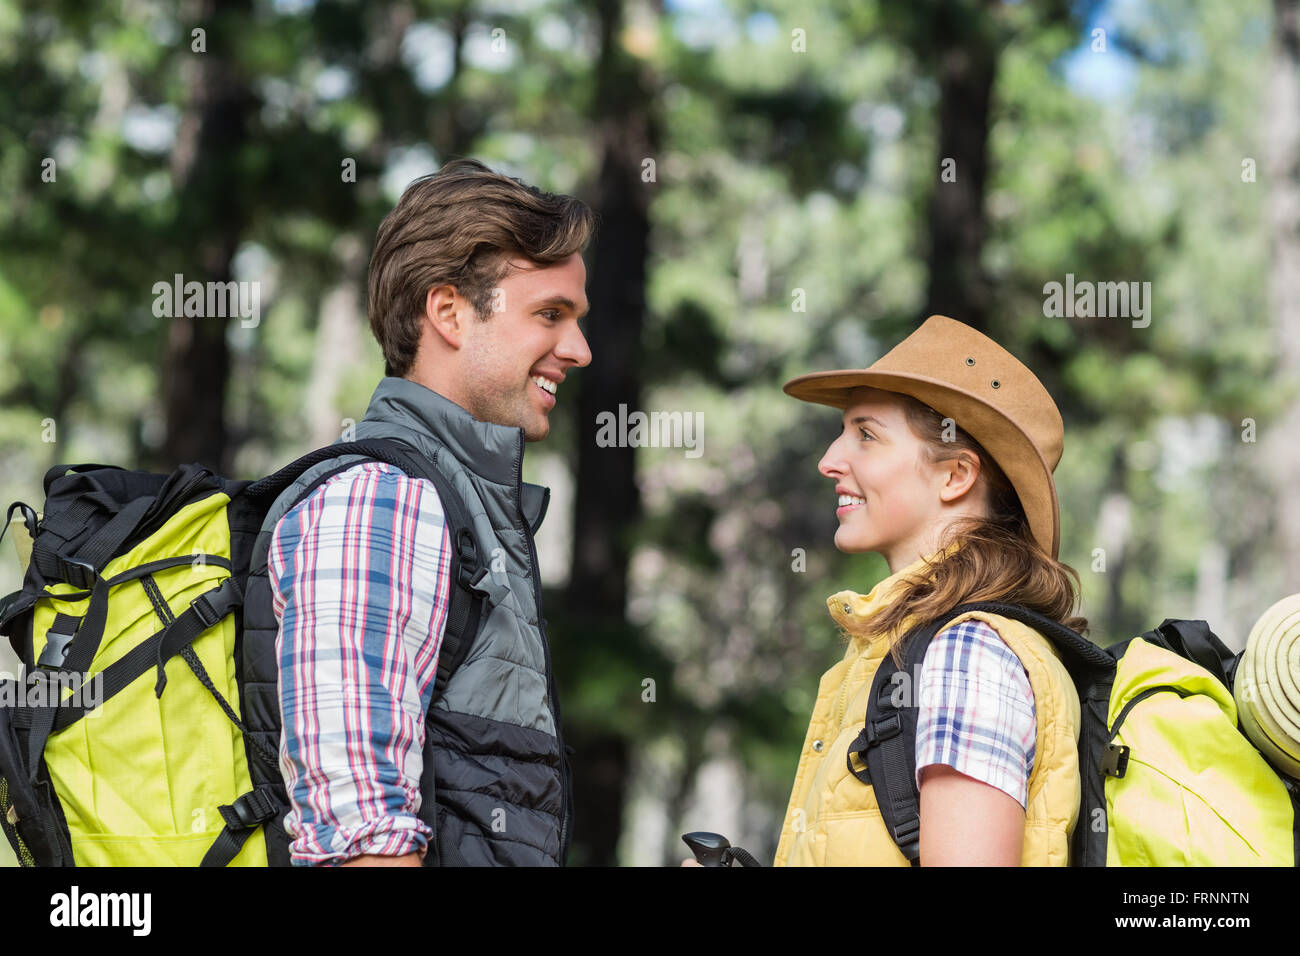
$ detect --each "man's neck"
[402,367,472,417]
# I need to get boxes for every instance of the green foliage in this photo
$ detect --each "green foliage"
[0,0,1287,866]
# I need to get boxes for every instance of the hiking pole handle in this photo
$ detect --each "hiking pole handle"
[682,831,732,866]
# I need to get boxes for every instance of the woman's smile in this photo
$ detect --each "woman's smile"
[836,487,866,517]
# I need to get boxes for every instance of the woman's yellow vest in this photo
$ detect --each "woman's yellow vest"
[774,551,1083,866]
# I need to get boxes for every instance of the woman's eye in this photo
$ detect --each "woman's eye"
[858,428,874,441]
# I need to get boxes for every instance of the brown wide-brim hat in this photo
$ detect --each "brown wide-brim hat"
[783,315,1064,560]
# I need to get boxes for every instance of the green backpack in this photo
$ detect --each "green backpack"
[850,602,1300,866]
[0,438,484,866]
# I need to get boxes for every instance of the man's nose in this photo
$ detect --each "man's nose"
[558,321,592,368]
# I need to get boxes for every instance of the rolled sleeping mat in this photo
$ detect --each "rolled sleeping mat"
[1235,593,1300,780]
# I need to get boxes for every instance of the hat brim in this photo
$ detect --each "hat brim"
[784,368,1061,560]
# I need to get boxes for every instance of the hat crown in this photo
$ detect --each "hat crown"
[871,315,1063,471]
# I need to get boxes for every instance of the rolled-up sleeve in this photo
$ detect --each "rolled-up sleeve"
[914,618,1037,810]
[267,460,451,866]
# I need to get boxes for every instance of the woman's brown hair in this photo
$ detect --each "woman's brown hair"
[861,393,1089,667]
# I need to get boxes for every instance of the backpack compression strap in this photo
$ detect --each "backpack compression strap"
[850,601,1111,865]
[201,437,489,867]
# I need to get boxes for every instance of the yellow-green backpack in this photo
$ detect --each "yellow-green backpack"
[850,601,1299,866]
[0,438,483,867]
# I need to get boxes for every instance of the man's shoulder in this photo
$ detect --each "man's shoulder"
[272,458,449,539]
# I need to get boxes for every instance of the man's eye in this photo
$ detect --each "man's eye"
[539,310,561,321]
[859,428,874,441]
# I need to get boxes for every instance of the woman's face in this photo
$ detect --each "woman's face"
[817,387,961,570]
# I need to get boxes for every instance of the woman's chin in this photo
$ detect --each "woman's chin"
[833,529,874,554]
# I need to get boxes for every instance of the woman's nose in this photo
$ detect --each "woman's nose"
[818,444,844,479]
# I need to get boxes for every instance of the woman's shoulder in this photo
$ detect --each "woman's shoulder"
[927,616,1026,669]
[922,617,1036,706]
[915,616,1038,809]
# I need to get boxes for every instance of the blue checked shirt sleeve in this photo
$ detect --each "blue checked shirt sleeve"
[266,461,452,866]
[914,618,1037,810]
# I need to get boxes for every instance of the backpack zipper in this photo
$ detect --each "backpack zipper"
[1108,685,1191,740]
[1103,684,1190,778]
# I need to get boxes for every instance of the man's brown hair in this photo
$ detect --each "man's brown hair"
[367,158,595,377]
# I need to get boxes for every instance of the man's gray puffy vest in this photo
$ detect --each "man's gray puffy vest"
[239,376,571,866]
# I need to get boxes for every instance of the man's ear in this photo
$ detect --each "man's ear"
[425,284,467,349]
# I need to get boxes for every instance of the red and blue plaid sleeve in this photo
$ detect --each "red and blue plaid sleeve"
[914,618,1037,809]
[267,460,452,866]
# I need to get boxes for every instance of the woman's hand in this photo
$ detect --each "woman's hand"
[917,764,1025,865]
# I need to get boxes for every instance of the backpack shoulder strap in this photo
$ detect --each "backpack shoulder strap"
[848,611,955,866]
[261,437,488,697]
[852,601,1109,865]
[203,437,488,868]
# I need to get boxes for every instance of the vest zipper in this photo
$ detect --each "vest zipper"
[830,654,868,736]
[515,433,572,864]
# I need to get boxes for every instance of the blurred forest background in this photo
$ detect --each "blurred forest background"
[2,0,1299,866]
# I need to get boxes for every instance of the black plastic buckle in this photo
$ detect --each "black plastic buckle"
[59,556,97,590]
[222,788,278,830]
[37,626,78,669]
[866,713,902,746]
[189,577,241,631]
[894,813,920,842]
[1101,742,1130,778]
[190,593,221,630]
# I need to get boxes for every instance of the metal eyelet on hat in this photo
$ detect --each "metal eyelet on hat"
[991,379,1001,388]
[965,357,975,366]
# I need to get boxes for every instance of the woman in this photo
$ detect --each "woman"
[772,314,1086,867]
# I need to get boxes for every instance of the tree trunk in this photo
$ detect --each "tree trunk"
[568,144,650,617]
[160,0,253,473]
[922,34,998,331]
[561,0,657,866]
[568,0,655,618]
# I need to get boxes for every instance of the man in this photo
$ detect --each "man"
[239,158,593,866]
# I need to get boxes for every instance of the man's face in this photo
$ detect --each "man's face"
[457,252,591,441]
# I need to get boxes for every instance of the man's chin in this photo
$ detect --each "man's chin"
[523,417,550,442]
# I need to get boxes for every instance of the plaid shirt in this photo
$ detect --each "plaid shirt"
[267,460,452,866]
[914,618,1037,809]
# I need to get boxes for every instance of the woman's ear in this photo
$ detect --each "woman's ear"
[424,284,466,349]
[937,451,981,504]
